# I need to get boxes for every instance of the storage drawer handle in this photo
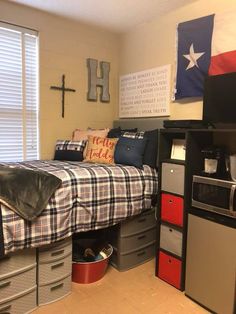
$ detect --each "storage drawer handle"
[51,249,65,257]
[51,262,64,270]
[51,283,64,291]
[137,251,146,257]
[137,235,146,240]
[169,228,173,232]
[0,281,11,289]
[138,218,146,223]
[0,304,11,313]
[168,259,172,263]
[168,200,173,203]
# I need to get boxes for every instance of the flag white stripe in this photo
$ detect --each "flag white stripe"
[211,11,236,56]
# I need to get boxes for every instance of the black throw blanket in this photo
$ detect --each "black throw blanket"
[0,166,62,221]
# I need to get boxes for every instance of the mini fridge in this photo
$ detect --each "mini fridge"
[185,208,236,314]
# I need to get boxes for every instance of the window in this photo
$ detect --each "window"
[0,22,39,162]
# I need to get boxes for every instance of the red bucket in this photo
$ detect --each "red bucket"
[72,244,113,284]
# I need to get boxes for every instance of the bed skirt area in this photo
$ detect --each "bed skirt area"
[0,160,158,257]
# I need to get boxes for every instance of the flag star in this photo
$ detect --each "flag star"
[183,43,205,70]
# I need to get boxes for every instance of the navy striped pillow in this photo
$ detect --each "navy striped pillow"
[54,140,86,161]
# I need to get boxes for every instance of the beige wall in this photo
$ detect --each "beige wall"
[119,0,236,120]
[2,0,236,159]
[0,0,119,159]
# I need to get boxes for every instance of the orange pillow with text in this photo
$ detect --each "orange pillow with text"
[84,135,118,164]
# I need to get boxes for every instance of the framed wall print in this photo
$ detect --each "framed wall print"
[171,139,186,160]
[119,65,171,118]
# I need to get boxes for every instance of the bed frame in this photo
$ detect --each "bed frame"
[113,118,164,131]
[0,118,165,310]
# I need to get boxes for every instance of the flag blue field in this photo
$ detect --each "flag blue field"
[175,15,214,99]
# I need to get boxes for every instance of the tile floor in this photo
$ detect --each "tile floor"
[33,259,209,314]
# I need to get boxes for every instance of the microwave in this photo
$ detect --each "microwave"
[192,175,236,218]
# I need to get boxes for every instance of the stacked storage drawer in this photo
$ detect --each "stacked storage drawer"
[157,162,185,290]
[0,249,37,314]
[37,237,72,306]
[108,209,157,271]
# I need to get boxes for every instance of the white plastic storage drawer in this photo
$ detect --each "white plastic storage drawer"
[111,243,155,271]
[38,274,71,306]
[160,224,183,257]
[161,163,185,196]
[38,237,72,263]
[38,253,72,285]
[0,286,37,314]
[120,209,156,237]
[0,249,36,280]
[119,227,156,253]
[0,267,36,302]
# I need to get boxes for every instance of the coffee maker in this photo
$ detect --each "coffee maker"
[201,146,227,178]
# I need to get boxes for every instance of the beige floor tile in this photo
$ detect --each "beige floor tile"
[33,259,210,314]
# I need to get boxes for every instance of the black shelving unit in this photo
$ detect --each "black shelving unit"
[155,127,236,292]
[155,128,188,291]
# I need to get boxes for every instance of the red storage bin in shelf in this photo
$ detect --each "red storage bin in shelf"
[161,193,183,226]
[157,251,182,289]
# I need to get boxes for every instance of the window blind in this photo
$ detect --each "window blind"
[0,22,39,162]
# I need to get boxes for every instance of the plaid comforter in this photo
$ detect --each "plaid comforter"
[0,160,158,255]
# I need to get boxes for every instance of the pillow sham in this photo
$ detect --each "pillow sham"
[143,129,158,168]
[72,128,109,141]
[54,140,86,161]
[121,129,158,168]
[84,136,118,164]
[114,137,147,169]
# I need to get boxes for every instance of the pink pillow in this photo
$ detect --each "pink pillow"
[72,128,109,141]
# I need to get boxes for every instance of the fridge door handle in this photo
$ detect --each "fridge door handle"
[229,185,236,212]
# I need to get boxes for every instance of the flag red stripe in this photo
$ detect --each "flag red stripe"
[209,50,236,75]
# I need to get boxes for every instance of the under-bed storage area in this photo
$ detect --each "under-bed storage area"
[0,249,37,314]
[37,237,72,306]
[0,238,72,313]
[107,209,157,271]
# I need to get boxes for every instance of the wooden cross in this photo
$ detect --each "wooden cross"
[50,74,76,118]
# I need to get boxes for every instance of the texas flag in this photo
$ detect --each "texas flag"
[174,12,236,99]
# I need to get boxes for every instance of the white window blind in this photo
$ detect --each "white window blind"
[0,22,39,162]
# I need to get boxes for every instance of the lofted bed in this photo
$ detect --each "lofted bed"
[0,118,164,257]
[0,118,164,312]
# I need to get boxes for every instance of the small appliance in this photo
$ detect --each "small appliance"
[192,175,236,219]
[229,154,236,181]
[201,146,227,178]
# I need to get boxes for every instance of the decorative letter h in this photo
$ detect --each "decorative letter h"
[87,58,110,102]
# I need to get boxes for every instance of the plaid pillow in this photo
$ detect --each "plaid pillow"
[54,140,86,161]
[107,127,138,138]
[121,131,145,139]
